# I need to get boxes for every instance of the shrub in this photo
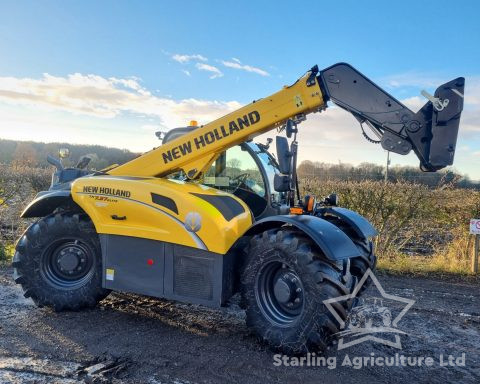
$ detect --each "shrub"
[0,164,51,259]
[301,178,480,273]
[0,165,478,273]
[0,241,14,264]
[0,242,7,263]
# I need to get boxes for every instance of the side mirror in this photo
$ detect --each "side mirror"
[326,193,339,206]
[274,174,290,192]
[76,155,92,170]
[276,136,291,174]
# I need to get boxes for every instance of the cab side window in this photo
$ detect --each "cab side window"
[204,145,267,217]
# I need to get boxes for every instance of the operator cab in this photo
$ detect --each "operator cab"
[161,125,288,220]
[202,142,289,219]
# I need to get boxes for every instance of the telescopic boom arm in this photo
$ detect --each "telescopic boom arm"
[108,63,464,178]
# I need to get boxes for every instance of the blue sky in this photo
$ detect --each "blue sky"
[0,0,479,179]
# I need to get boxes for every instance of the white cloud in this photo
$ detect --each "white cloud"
[400,96,424,111]
[195,63,223,79]
[172,53,207,64]
[182,70,191,77]
[0,73,239,127]
[221,59,269,77]
[464,77,480,106]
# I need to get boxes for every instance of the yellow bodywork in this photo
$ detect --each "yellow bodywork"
[71,175,253,254]
[71,68,326,254]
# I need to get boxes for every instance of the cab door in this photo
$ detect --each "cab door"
[203,145,269,219]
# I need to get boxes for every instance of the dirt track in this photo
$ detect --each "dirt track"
[0,266,479,384]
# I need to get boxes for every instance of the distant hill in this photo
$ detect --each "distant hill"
[0,139,139,170]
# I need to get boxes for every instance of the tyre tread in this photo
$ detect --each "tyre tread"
[241,227,352,354]
[12,213,109,311]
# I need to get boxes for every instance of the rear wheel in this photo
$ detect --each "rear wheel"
[12,213,109,311]
[350,239,376,294]
[241,228,352,354]
[323,216,377,294]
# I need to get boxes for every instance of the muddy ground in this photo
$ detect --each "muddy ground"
[0,266,479,384]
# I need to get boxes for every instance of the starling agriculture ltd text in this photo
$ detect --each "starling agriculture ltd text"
[273,353,466,369]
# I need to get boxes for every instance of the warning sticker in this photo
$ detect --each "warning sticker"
[294,94,303,108]
[106,268,115,281]
[470,219,480,235]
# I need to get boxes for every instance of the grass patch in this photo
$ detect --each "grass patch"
[377,252,472,275]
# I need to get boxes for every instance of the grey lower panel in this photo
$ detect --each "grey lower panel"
[100,234,233,307]
[100,234,165,298]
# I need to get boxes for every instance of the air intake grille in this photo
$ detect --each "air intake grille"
[173,254,214,300]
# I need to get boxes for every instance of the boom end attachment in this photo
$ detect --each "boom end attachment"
[408,77,465,172]
[318,63,465,172]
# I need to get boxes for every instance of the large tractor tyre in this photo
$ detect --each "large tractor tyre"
[350,239,376,295]
[322,216,377,295]
[12,213,109,311]
[241,228,353,354]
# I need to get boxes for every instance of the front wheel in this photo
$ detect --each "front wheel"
[12,213,109,311]
[241,228,352,354]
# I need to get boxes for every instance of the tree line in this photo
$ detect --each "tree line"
[1,139,478,189]
[0,139,138,171]
[297,160,480,189]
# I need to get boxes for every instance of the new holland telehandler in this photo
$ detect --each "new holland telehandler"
[13,63,464,353]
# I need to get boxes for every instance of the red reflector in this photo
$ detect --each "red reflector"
[147,259,154,266]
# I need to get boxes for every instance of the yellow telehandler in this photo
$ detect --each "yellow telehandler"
[14,63,464,353]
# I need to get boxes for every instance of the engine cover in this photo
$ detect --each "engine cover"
[71,175,253,255]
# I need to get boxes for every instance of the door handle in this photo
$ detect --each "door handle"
[111,215,127,220]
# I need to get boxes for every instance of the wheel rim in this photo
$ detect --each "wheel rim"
[41,239,95,290]
[255,260,305,326]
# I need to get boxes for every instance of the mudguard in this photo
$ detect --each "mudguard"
[244,215,360,261]
[21,190,73,218]
[319,207,377,239]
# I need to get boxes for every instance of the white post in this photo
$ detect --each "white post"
[384,151,390,183]
[469,220,480,274]
[473,234,479,274]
